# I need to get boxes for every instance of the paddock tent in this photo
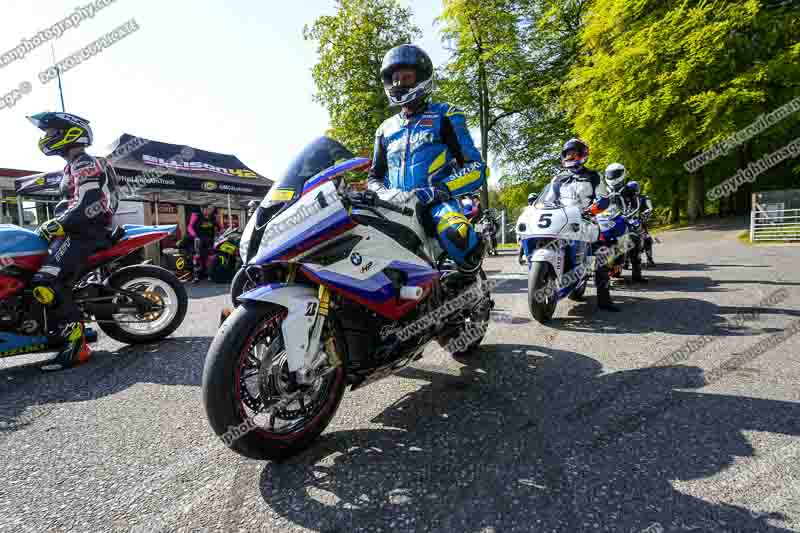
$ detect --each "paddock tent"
[15,133,272,206]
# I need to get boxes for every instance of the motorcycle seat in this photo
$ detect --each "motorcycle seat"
[109,226,125,244]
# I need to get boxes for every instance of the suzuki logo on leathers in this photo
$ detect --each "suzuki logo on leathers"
[409,131,434,150]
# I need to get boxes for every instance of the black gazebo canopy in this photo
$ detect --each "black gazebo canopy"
[15,133,272,208]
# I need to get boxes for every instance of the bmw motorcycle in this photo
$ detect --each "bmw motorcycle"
[202,136,493,460]
[0,224,188,360]
[516,184,626,323]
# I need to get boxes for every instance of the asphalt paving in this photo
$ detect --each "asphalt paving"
[2,217,800,533]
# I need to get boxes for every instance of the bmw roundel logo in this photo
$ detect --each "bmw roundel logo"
[350,252,362,266]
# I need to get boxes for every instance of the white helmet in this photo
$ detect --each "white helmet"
[604,163,626,192]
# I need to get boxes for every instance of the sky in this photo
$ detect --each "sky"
[0,0,498,184]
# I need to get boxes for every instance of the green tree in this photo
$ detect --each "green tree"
[437,0,528,206]
[565,0,800,223]
[491,0,590,183]
[304,0,421,152]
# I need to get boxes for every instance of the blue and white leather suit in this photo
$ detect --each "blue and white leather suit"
[368,102,487,267]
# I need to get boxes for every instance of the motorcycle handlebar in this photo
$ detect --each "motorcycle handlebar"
[346,192,414,217]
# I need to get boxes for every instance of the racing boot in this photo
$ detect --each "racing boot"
[597,288,620,312]
[40,322,91,372]
[631,249,648,283]
[595,266,620,312]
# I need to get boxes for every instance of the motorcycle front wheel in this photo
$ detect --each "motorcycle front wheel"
[528,261,558,323]
[202,302,346,461]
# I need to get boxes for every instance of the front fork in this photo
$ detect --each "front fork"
[295,285,340,385]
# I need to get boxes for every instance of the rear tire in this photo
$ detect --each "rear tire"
[97,265,188,344]
[528,262,557,323]
[202,303,346,461]
[445,268,491,358]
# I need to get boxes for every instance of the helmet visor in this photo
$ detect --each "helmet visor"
[606,168,625,180]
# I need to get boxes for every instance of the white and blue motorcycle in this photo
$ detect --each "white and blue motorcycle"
[516,185,625,323]
[203,137,493,460]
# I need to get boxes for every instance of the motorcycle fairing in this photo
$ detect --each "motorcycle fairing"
[0,225,48,256]
[527,237,590,302]
[0,225,49,275]
[88,225,176,266]
[0,331,52,358]
[251,182,355,265]
[301,260,439,321]
[300,158,371,197]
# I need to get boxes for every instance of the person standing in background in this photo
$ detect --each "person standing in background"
[187,202,221,283]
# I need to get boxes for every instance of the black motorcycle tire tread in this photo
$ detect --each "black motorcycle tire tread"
[97,265,188,344]
[529,262,556,323]
[449,268,489,358]
[202,303,346,461]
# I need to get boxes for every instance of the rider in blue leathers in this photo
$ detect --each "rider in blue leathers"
[368,44,487,273]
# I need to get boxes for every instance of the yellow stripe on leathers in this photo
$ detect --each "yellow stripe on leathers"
[446,170,482,193]
[428,150,447,175]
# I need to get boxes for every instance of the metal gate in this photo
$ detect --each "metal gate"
[750,189,800,242]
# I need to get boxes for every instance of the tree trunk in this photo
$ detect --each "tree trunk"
[731,183,753,216]
[477,56,490,208]
[670,178,681,224]
[687,171,705,223]
[734,145,753,215]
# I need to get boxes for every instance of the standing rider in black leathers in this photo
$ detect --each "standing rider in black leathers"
[549,138,618,312]
[27,112,120,371]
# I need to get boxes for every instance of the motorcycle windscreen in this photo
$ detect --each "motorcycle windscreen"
[260,136,357,210]
[250,180,354,265]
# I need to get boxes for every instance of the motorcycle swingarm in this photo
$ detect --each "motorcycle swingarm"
[75,284,163,315]
[75,283,154,307]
